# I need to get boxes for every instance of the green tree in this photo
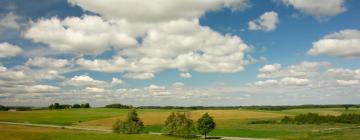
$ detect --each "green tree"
[72,104,81,108]
[163,112,195,138]
[84,103,90,108]
[197,113,216,139]
[112,108,144,134]
[54,103,60,109]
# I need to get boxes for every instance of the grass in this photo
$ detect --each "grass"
[1,108,359,139]
[0,124,188,140]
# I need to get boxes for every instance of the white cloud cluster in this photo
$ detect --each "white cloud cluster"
[0,42,23,58]
[248,11,279,32]
[26,57,71,69]
[68,0,250,22]
[179,72,192,78]
[24,16,137,55]
[308,29,360,58]
[0,12,20,29]
[277,0,346,19]
[253,61,360,88]
[257,61,331,78]
[65,75,107,87]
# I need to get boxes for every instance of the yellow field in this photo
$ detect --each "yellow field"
[76,109,285,129]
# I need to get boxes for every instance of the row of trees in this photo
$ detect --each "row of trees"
[281,113,360,124]
[250,113,360,124]
[105,103,132,109]
[112,109,216,139]
[49,103,90,110]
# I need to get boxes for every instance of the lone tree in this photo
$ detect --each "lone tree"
[163,112,195,138]
[112,108,144,134]
[197,113,216,139]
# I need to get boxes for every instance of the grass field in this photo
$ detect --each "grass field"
[0,124,185,140]
[1,108,360,139]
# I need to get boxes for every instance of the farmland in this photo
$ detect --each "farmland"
[1,107,360,139]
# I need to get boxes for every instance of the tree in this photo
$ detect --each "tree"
[72,104,81,108]
[49,104,54,110]
[197,113,216,139]
[163,112,195,138]
[54,103,60,109]
[84,103,90,108]
[112,108,144,134]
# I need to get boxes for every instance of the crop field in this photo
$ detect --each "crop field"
[1,108,360,139]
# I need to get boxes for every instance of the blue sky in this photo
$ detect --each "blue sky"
[0,0,360,106]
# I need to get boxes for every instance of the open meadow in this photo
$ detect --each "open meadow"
[1,107,360,139]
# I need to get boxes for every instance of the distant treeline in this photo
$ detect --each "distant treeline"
[105,103,133,109]
[0,105,32,111]
[138,104,360,110]
[250,113,360,124]
[49,103,90,110]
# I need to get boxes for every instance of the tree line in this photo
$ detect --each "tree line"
[250,113,360,124]
[105,103,132,109]
[48,103,90,110]
[138,104,360,111]
[112,109,216,139]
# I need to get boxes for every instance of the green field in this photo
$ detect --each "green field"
[1,108,360,139]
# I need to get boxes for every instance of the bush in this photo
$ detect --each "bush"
[113,108,144,134]
[0,105,8,111]
[280,113,360,124]
[163,112,196,138]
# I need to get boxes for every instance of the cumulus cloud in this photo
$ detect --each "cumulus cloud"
[0,12,20,29]
[248,11,279,31]
[279,77,310,86]
[337,79,359,86]
[0,42,23,58]
[65,75,107,87]
[276,0,346,20]
[259,63,281,72]
[307,29,360,58]
[68,0,251,22]
[27,84,60,93]
[123,72,155,80]
[24,16,137,55]
[179,72,192,78]
[26,57,71,69]
[258,61,331,78]
[111,78,123,85]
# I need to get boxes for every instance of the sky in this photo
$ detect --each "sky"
[0,0,360,107]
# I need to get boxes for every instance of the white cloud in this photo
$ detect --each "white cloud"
[258,61,330,78]
[0,12,20,29]
[25,16,137,55]
[111,78,123,85]
[308,29,360,58]
[254,79,278,87]
[337,80,359,86]
[84,87,106,93]
[248,11,279,31]
[179,72,192,78]
[27,85,60,93]
[66,75,107,87]
[259,63,281,72]
[26,57,70,69]
[280,77,310,86]
[0,42,23,58]
[123,72,155,80]
[68,0,250,22]
[277,0,346,19]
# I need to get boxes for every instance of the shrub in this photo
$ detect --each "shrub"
[163,112,196,138]
[113,108,144,134]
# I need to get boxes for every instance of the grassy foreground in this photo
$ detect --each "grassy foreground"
[0,124,185,140]
[1,108,360,139]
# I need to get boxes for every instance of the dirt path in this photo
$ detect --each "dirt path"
[0,121,270,140]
